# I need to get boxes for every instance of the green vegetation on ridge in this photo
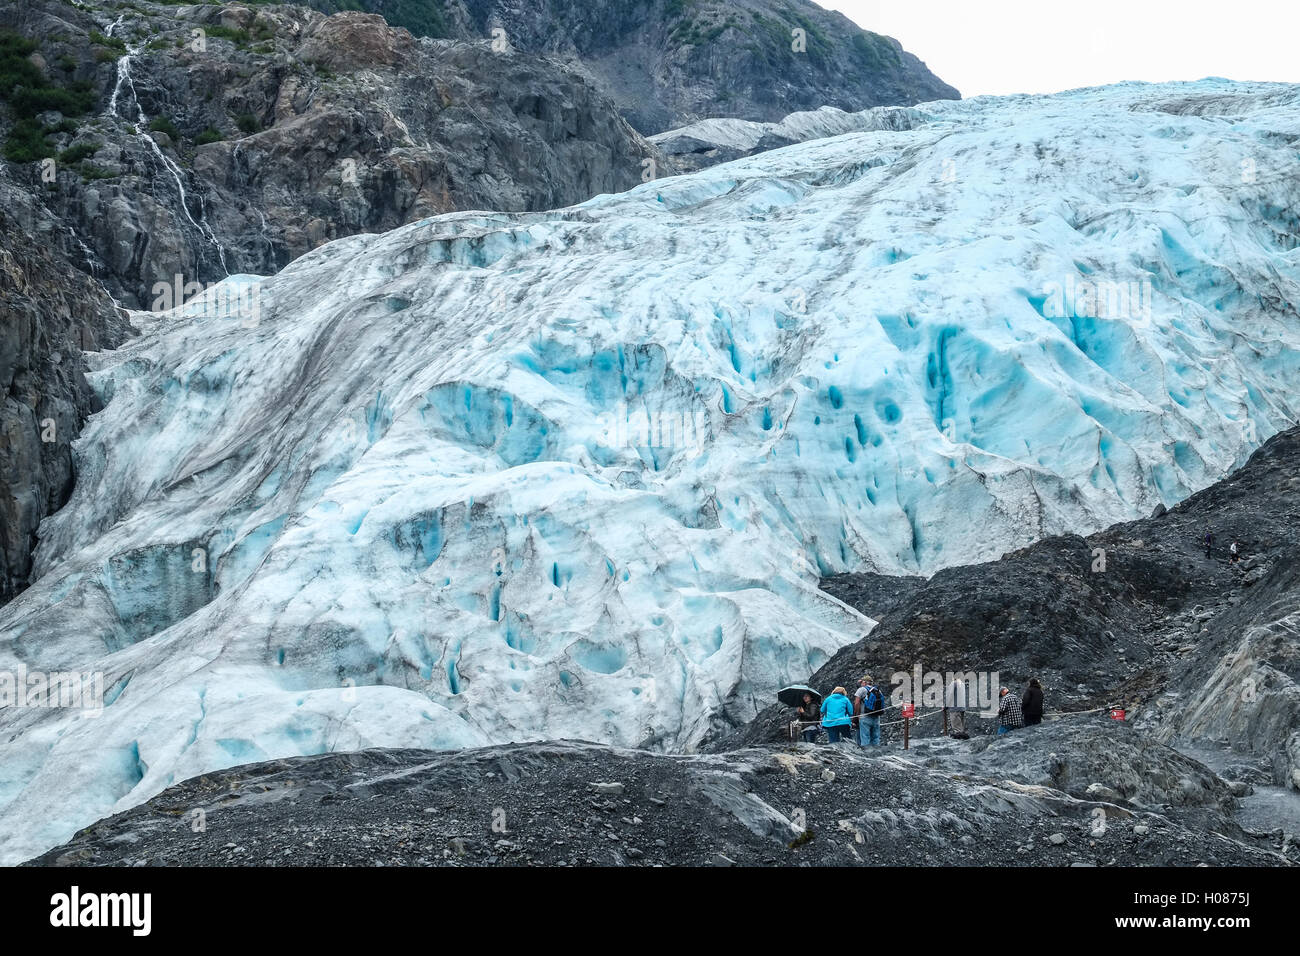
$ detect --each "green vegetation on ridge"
[0,29,96,162]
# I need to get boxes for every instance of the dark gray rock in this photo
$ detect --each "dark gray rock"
[0,184,129,604]
[23,732,1291,867]
[2,1,660,308]
[306,0,960,134]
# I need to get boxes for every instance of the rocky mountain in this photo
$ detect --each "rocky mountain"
[1,0,660,308]
[26,724,1295,866]
[303,0,961,133]
[725,425,1300,803]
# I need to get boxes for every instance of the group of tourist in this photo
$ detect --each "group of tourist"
[794,675,1046,744]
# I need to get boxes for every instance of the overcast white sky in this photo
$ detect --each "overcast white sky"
[824,0,1300,97]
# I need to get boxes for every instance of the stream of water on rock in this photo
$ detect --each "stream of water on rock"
[104,21,231,277]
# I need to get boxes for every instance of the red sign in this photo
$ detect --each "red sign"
[901,702,915,719]
[1109,707,1126,721]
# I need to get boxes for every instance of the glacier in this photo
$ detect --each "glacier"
[2,79,1300,863]
[649,102,924,163]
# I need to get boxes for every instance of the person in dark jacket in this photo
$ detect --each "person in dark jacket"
[1022,678,1044,726]
[796,692,820,743]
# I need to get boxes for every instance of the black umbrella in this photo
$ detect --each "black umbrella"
[777,684,821,708]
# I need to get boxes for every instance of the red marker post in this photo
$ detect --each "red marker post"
[901,701,915,748]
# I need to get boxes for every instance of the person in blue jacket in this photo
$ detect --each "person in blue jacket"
[820,686,854,743]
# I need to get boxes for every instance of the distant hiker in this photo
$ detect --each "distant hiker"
[821,686,854,743]
[852,676,867,733]
[1230,541,1241,564]
[796,692,820,744]
[945,675,969,738]
[1204,531,1213,558]
[997,686,1024,735]
[1022,678,1044,726]
[855,675,884,747]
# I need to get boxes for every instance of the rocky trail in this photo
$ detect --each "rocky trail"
[25,721,1296,867]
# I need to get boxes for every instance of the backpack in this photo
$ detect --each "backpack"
[864,686,884,715]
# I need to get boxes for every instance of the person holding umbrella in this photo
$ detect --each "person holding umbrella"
[778,684,822,743]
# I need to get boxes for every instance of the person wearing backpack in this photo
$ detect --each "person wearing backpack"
[855,675,884,746]
[821,686,855,743]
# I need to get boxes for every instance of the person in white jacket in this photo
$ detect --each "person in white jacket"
[945,676,968,737]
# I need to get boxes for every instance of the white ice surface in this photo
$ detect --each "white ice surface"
[3,80,1300,863]
[650,103,921,154]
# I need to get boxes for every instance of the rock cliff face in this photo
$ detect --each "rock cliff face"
[305,0,961,133]
[2,1,659,309]
[0,181,129,604]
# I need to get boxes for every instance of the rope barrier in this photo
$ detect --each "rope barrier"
[879,709,945,727]
[1043,705,1111,721]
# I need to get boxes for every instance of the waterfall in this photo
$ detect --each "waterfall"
[103,38,230,277]
[257,209,275,264]
[63,224,124,315]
